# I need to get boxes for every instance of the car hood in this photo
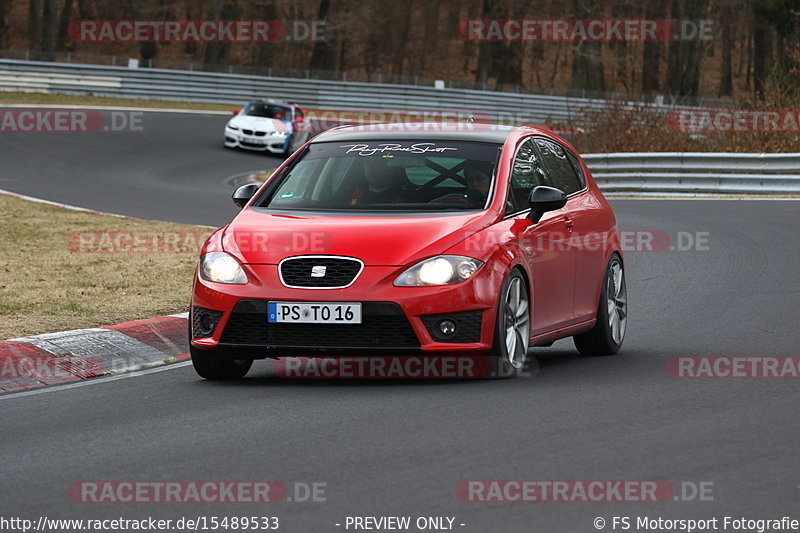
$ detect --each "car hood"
[228,115,288,132]
[222,209,493,266]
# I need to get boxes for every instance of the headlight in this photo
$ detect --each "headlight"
[394,255,484,286]
[227,123,239,131]
[271,131,287,137]
[199,252,248,284]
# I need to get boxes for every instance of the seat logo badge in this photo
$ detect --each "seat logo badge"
[311,266,327,278]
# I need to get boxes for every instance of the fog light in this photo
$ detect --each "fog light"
[197,312,216,336]
[439,319,457,337]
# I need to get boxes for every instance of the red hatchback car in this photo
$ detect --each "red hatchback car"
[190,124,627,379]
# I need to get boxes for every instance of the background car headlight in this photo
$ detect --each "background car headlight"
[270,131,287,137]
[200,252,248,284]
[394,255,484,286]
[226,123,239,131]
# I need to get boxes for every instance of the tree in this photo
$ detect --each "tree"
[56,0,75,51]
[641,0,664,95]
[0,0,11,50]
[665,0,710,99]
[308,0,337,72]
[41,0,58,60]
[570,0,606,93]
[203,0,240,68]
[29,0,41,50]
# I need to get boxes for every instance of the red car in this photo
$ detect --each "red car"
[190,124,627,379]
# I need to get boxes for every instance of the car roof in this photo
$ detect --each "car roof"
[312,123,524,144]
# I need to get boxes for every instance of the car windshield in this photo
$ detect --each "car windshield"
[255,140,500,212]
[241,103,290,119]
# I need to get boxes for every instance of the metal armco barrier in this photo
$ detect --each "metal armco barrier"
[0,58,694,125]
[583,153,800,195]
[1,59,797,196]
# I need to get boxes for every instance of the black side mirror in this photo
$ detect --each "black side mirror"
[527,185,567,223]
[232,184,260,209]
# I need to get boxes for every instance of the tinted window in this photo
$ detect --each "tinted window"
[242,103,290,119]
[565,150,586,188]
[535,138,583,195]
[507,138,548,214]
[256,140,499,212]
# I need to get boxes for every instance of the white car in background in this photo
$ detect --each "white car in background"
[224,99,305,157]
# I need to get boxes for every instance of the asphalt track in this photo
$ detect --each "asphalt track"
[1,110,799,532]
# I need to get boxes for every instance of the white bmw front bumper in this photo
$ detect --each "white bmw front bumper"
[224,126,288,154]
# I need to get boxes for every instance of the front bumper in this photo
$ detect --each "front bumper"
[190,263,501,358]
[224,127,287,154]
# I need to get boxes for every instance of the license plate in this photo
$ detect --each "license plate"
[242,136,265,145]
[268,302,362,324]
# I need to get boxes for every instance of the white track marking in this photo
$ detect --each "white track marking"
[0,361,192,401]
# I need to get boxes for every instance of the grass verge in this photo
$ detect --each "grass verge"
[0,194,213,339]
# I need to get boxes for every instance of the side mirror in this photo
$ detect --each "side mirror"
[232,184,259,209]
[527,185,567,223]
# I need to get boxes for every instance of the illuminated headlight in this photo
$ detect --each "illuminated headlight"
[199,252,248,284]
[394,255,484,287]
[270,131,287,138]
[226,122,239,131]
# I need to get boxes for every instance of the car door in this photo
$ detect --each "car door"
[534,138,603,322]
[506,137,576,335]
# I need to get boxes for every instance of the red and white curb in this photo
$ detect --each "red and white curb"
[0,313,189,393]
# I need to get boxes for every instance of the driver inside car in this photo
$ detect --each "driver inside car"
[463,161,492,204]
[429,160,493,205]
[350,157,407,205]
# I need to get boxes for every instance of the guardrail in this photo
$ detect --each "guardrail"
[0,58,698,125]
[0,59,795,196]
[583,153,800,195]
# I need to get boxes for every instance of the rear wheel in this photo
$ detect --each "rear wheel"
[190,346,253,380]
[573,254,627,356]
[489,270,530,378]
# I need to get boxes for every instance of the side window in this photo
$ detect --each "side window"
[272,159,321,201]
[535,139,583,195]
[506,138,548,214]
[565,150,586,188]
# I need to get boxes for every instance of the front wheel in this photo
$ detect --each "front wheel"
[573,254,627,356]
[489,270,531,378]
[191,346,253,380]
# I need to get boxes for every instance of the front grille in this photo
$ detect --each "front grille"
[421,310,484,343]
[242,128,253,135]
[280,256,362,288]
[219,300,419,348]
[254,131,266,137]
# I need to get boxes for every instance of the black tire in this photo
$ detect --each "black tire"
[190,346,253,380]
[488,269,531,378]
[573,254,627,356]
